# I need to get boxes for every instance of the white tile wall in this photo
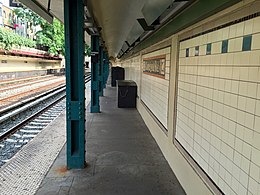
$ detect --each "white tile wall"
[141,47,171,129]
[176,16,260,195]
[120,47,170,129]
[120,56,141,96]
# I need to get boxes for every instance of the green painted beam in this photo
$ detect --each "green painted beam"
[103,52,109,87]
[123,0,241,59]
[102,50,106,89]
[99,46,104,96]
[64,0,85,169]
[19,0,53,23]
[91,35,100,113]
[106,54,110,83]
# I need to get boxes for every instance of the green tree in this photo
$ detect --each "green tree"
[36,18,65,56]
[13,7,43,27]
[13,7,91,56]
[0,28,36,50]
[14,8,65,56]
[85,44,91,56]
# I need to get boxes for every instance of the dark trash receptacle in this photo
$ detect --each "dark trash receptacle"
[117,80,137,108]
[111,66,125,87]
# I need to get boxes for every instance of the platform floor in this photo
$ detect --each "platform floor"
[36,86,186,195]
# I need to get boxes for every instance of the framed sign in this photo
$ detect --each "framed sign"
[143,55,166,78]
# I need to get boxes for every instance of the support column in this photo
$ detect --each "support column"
[105,54,110,83]
[90,35,100,113]
[64,0,85,169]
[103,51,108,88]
[99,46,104,96]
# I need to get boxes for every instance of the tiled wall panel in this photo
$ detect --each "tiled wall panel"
[176,16,260,195]
[141,47,171,129]
[120,56,141,96]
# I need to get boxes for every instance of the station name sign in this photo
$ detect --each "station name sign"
[143,55,166,78]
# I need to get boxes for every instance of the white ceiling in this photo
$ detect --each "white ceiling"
[22,0,178,57]
[87,0,147,57]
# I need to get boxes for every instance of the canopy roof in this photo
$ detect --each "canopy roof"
[19,0,241,58]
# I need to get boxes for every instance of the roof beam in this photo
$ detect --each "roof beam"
[19,0,53,23]
[122,0,241,59]
[137,18,155,31]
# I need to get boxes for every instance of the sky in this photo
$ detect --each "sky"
[0,0,9,6]
[1,0,22,8]
[1,0,9,6]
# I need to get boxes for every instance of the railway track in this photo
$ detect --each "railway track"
[0,76,66,109]
[0,75,53,86]
[0,72,91,167]
[0,75,60,93]
[0,80,65,102]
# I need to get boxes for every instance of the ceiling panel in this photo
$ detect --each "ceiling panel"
[49,0,64,22]
[126,22,144,46]
[29,0,182,57]
[142,0,174,26]
[36,0,49,7]
[27,0,194,58]
[88,0,147,57]
[121,42,128,52]
[20,0,64,22]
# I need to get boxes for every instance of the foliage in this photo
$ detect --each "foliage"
[13,8,43,27]
[9,8,91,57]
[0,27,36,50]
[14,8,64,56]
[36,18,65,56]
[85,44,91,57]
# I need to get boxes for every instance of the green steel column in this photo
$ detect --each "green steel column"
[64,0,85,168]
[99,46,104,96]
[90,35,100,113]
[103,51,107,88]
[102,51,106,89]
[106,54,110,83]
[105,53,109,84]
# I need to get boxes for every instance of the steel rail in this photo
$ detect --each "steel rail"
[0,80,65,103]
[0,85,65,116]
[0,75,52,86]
[0,73,91,142]
[0,93,65,142]
[0,73,91,116]
[0,87,65,124]
[0,76,60,93]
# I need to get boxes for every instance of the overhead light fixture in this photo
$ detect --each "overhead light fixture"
[18,0,53,23]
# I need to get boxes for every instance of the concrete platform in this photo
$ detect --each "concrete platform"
[36,86,186,195]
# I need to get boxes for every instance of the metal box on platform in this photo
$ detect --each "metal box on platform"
[117,80,137,108]
[111,67,125,87]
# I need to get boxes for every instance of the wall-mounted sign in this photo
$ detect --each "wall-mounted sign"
[143,55,166,78]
